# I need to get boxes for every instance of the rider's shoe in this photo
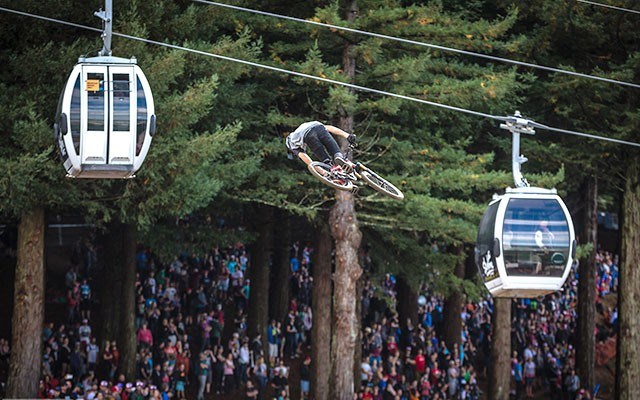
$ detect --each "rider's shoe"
[334,156,354,174]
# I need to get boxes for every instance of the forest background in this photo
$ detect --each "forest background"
[0,0,639,399]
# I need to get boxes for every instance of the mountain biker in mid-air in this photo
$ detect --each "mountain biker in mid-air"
[285,121,357,174]
[286,121,405,200]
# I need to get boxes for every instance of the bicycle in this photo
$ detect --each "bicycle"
[306,143,404,200]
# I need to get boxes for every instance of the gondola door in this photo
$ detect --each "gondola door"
[80,65,108,164]
[108,66,136,165]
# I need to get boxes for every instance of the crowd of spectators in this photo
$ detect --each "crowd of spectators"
[0,233,620,400]
[506,249,618,400]
[351,249,617,400]
[20,240,307,400]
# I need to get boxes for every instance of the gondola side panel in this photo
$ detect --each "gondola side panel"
[132,66,155,172]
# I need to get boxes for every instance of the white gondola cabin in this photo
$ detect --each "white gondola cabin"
[475,112,577,298]
[475,187,576,298]
[54,56,155,178]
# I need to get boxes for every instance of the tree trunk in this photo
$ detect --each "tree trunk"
[489,297,511,400]
[330,2,361,397]
[6,207,45,398]
[396,274,418,346]
[100,223,124,348]
[442,253,466,351]
[311,222,332,400]
[330,188,362,400]
[616,159,640,399]
[576,176,596,392]
[117,223,137,380]
[248,206,273,351]
[270,210,291,324]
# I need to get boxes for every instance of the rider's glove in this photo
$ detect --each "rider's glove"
[347,134,357,146]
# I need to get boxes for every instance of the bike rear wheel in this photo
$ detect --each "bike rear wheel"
[308,162,355,192]
[358,165,404,200]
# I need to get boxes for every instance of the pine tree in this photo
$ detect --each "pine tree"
[0,0,265,383]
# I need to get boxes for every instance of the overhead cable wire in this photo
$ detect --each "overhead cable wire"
[531,121,640,147]
[191,0,640,90]
[0,5,503,122]
[1,6,640,149]
[576,0,640,15]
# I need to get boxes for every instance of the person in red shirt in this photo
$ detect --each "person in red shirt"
[430,364,442,387]
[420,371,432,396]
[414,348,426,375]
[361,385,374,400]
[386,336,398,357]
[42,375,59,397]
[176,348,191,376]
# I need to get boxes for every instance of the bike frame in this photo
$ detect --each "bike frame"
[310,141,404,200]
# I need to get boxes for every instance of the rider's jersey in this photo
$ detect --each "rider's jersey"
[285,121,323,156]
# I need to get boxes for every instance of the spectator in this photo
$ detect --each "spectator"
[78,319,91,345]
[524,357,536,398]
[174,363,187,399]
[79,279,92,320]
[137,322,154,349]
[268,320,279,364]
[300,355,311,399]
[255,355,268,392]
[196,351,209,400]
[223,352,235,393]
[238,339,251,385]
[564,368,580,400]
[512,352,524,399]
[271,367,289,399]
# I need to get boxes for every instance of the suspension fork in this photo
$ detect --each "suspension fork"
[353,161,367,179]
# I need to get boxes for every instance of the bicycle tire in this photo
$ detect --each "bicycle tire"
[308,162,355,192]
[359,166,404,200]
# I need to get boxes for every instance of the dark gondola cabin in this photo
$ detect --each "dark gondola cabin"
[54,56,155,178]
[475,187,576,298]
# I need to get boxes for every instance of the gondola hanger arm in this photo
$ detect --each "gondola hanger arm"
[94,0,113,56]
[500,111,534,189]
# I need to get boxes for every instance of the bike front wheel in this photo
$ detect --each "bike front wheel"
[308,162,355,192]
[358,165,404,200]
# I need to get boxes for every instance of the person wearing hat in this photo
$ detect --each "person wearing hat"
[271,367,289,399]
[128,383,143,400]
[79,319,92,345]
